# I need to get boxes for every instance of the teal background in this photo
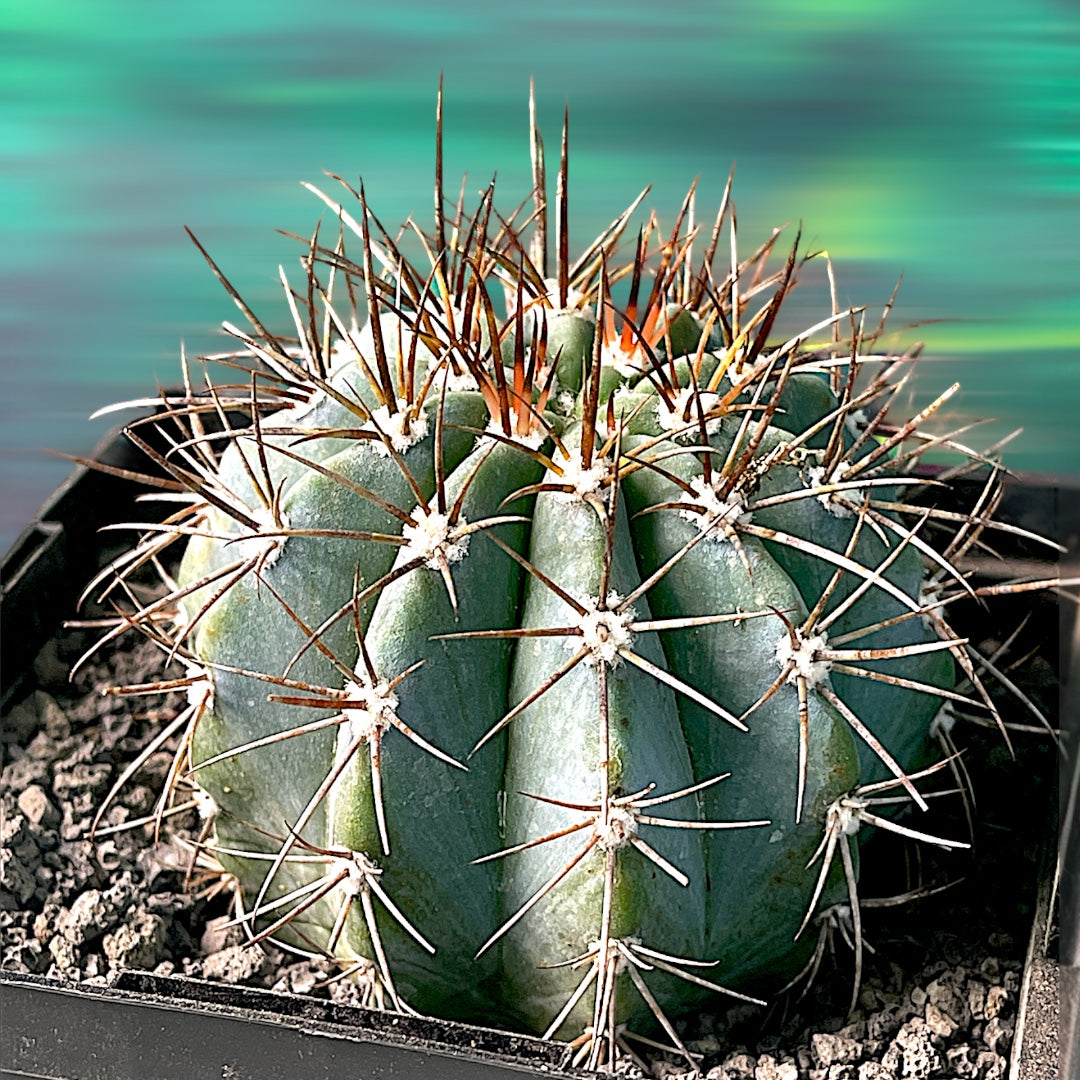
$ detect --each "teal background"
[3,0,1077,553]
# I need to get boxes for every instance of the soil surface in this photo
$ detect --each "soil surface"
[1,609,1061,1079]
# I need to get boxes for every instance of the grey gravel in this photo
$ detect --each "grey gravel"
[0,630,1041,1078]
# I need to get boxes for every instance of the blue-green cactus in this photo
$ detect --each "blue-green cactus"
[83,93,1057,1071]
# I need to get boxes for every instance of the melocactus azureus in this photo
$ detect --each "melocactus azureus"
[79,87,1063,1072]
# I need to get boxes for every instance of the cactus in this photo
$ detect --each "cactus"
[81,90,1064,1071]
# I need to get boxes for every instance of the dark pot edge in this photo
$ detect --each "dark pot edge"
[0,969,580,1080]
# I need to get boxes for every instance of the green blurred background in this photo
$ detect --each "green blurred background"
[3,0,1077,553]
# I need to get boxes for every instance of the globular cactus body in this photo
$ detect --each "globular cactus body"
[84,93,1062,1072]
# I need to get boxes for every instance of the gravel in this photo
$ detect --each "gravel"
[1,624,1056,1078]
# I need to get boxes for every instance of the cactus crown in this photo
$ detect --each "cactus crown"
[80,86,1064,1073]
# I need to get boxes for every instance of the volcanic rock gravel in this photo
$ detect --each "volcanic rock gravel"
[1,627,1052,1078]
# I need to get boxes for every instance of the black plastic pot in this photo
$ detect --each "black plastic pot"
[2,427,1077,1080]
[0,970,576,1079]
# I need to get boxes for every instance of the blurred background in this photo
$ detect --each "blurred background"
[3,0,1077,553]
